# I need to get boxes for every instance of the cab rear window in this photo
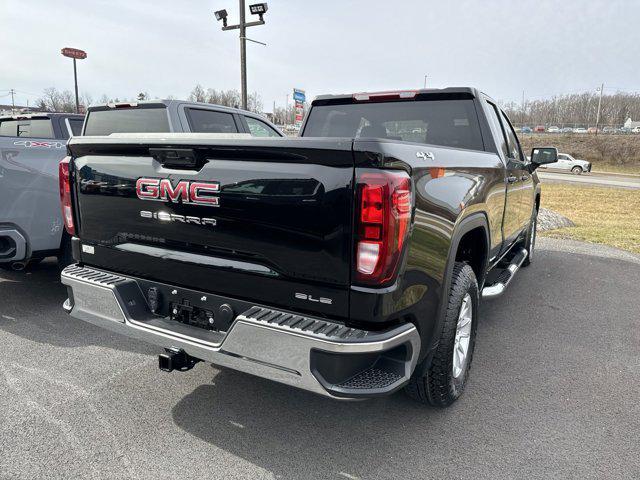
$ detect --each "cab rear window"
[84,107,170,135]
[0,119,54,138]
[303,99,484,151]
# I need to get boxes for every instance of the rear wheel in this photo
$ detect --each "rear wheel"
[405,262,479,407]
[571,166,583,174]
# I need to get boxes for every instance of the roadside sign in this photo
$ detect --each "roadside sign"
[61,48,87,60]
[293,88,305,103]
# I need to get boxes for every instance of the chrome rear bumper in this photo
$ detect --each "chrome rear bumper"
[61,264,420,399]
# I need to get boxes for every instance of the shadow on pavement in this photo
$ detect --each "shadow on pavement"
[0,260,155,355]
[171,367,452,480]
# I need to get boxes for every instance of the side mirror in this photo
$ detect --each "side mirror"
[529,147,558,171]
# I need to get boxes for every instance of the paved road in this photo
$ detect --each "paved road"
[1,238,639,480]
[538,171,640,189]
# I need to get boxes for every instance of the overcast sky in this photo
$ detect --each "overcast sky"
[1,0,639,111]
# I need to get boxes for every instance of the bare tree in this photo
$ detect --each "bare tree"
[188,85,263,113]
[188,85,206,103]
[37,87,77,112]
[502,91,640,127]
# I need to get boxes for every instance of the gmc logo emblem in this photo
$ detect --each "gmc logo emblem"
[136,178,220,206]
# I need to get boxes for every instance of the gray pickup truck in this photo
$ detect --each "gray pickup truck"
[0,113,83,269]
[0,101,283,270]
[82,99,284,138]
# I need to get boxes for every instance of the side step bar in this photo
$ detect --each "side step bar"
[482,248,528,299]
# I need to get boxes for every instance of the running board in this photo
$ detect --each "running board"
[482,248,528,299]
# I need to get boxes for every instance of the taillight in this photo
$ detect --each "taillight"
[59,156,75,235]
[355,171,412,286]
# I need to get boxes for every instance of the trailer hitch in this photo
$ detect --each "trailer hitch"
[158,348,201,372]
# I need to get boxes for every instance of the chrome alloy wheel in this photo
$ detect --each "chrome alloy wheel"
[452,293,473,379]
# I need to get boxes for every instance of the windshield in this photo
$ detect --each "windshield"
[84,107,170,135]
[303,99,484,151]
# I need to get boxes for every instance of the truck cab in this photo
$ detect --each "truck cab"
[82,100,284,138]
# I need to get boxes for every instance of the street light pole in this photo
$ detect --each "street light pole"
[239,0,247,110]
[215,2,268,111]
[595,83,604,136]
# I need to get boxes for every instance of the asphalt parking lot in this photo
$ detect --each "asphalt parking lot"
[1,238,639,480]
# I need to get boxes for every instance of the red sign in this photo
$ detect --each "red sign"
[61,48,87,60]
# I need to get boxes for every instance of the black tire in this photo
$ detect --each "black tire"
[57,234,73,271]
[522,210,537,267]
[405,262,479,407]
[571,166,583,174]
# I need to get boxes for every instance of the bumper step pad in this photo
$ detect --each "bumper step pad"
[239,306,371,342]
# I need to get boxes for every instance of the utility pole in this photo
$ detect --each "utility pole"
[595,83,604,136]
[10,89,15,114]
[521,90,525,125]
[215,2,268,111]
[424,75,428,88]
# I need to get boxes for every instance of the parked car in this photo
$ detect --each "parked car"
[561,127,573,133]
[538,152,591,174]
[574,127,588,134]
[521,126,532,134]
[0,112,84,270]
[548,126,560,133]
[587,127,599,134]
[61,87,556,407]
[633,126,640,133]
[602,126,615,134]
[534,125,546,133]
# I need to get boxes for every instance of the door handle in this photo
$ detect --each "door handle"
[521,174,529,181]
[507,175,518,183]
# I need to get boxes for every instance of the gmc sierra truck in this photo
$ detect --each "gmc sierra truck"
[60,88,557,406]
[0,101,282,271]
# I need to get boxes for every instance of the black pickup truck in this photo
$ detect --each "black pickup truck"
[60,88,556,406]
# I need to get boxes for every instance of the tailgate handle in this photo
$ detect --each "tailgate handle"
[150,148,200,169]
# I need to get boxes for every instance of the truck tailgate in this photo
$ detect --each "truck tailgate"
[68,136,355,319]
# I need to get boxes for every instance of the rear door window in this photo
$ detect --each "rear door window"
[68,118,84,136]
[498,110,525,162]
[186,109,238,133]
[245,116,281,137]
[0,119,54,138]
[485,102,509,159]
[84,107,170,135]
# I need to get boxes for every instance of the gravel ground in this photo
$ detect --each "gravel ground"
[0,238,639,480]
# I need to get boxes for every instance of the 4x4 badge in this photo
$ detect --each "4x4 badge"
[416,151,435,161]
